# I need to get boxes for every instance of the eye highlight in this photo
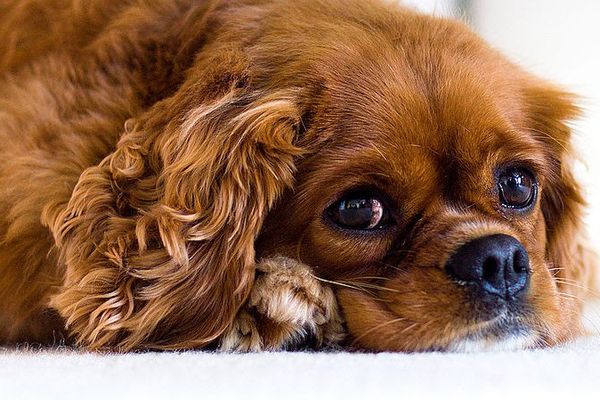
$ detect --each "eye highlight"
[498,167,537,209]
[327,190,392,230]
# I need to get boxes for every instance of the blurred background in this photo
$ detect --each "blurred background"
[403,0,600,249]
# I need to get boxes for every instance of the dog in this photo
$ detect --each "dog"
[0,0,596,351]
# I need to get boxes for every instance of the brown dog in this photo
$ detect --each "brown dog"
[0,0,596,351]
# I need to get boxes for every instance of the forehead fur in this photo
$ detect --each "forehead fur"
[291,20,548,195]
[245,1,545,171]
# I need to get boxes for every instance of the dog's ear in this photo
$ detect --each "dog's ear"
[43,60,305,350]
[523,81,597,300]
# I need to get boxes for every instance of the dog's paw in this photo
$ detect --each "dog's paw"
[219,256,344,351]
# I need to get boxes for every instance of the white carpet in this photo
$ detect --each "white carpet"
[2,301,599,400]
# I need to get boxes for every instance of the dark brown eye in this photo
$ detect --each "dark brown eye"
[328,191,392,230]
[498,167,537,209]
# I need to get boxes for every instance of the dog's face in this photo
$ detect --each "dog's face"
[255,8,585,351]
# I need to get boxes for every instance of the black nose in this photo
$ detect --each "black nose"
[445,234,530,300]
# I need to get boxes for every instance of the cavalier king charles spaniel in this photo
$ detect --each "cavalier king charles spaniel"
[0,0,597,352]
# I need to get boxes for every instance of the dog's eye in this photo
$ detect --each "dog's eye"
[498,167,537,209]
[328,191,391,230]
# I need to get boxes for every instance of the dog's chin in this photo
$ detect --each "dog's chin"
[446,314,539,352]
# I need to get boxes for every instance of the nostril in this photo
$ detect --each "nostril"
[482,257,499,282]
[512,250,528,274]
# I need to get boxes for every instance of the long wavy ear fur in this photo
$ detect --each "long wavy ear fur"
[524,82,597,301]
[43,69,304,350]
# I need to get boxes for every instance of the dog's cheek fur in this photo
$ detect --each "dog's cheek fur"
[41,67,304,350]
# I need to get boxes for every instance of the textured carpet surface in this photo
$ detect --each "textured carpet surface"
[2,301,599,400]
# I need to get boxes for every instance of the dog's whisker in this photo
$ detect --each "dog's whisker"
[342,282,400,293]
[557,291,581,300]
[311,274,402,295]
[310,275,371,293]
[553,278,600,297]
[348,276,393,281]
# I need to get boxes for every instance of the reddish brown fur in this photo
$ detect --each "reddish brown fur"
[0,0,596,351]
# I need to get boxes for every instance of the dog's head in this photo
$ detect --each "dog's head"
[258,52,587,350]
[49,0,594,350]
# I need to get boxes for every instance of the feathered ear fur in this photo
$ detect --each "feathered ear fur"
[43,68,304,350]
[524,82,597,302]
